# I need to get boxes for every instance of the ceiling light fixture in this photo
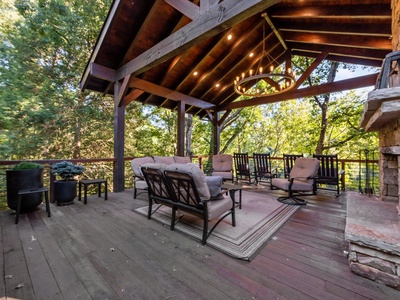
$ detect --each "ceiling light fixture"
[234,14,296,98]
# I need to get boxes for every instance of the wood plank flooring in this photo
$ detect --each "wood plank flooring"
[0,187,399,300]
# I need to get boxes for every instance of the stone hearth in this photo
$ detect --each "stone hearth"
[345,192,400,290]
[345,83,400,290]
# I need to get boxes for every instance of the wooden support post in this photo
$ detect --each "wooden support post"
[177,100,185,156]
[213,111,220,154]
[114,80,126,192]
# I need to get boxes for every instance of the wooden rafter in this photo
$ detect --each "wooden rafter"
[129,77,215,110]
[115,0,280,81]
[224,73,379,110]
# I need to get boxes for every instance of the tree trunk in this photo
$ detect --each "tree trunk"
[185,114,193,156]
[315,61,339,154]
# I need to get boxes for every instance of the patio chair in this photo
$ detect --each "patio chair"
[253,153,277,188]
[233,152,253,184]
[313,154,344,196]
[283,154,303,178]
[130,157,154,199]
[271,157,320,205]
[164,164,236,245]
[141,163,175,224]
[212,154,234,182]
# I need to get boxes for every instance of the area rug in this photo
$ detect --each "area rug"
[134,190,301,261]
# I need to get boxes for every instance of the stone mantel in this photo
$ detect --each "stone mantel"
[360,87,400,132]
[381,146,400,155]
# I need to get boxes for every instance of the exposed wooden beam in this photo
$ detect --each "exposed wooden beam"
[129,77,215,110]
[269,4,391,19]
[124,88,145,106]
[224,73,379,110]
[205,110,214,122]
[116,75,131,107]
[284,32,392,50]
[89,63,116,82]
[262,12,287,50]
[115,0,280,81]
[79,0,123,90]
[201,0,220,14]
[295,51,328,88]
[164,0,200,20]
[218,110,232,127]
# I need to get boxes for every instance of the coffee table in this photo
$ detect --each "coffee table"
[222,183,243,209]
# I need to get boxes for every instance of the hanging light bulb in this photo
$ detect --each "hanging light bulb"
[232,15,296,98]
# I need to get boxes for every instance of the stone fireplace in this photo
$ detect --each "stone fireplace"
[361,85,400,209]
[344,76,400,290]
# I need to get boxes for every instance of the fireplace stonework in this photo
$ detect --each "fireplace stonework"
[345,79,400,290]
[343,0,400,289]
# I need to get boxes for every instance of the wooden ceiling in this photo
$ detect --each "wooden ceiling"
[79,0,392,119]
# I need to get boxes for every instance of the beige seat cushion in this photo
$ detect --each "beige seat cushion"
[173,156,191,164]
[166,163,211,201]
[153,156,175,165]
[212,154,232,172]
[290,157,320,183]
[271,178,314,192]
[131,157,154,177]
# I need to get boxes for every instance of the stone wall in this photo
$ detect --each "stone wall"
[349,243,400,290]
[379,153,399,202]
[393,0,400,51]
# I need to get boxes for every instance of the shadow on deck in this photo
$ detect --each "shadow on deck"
[0,186,398,299]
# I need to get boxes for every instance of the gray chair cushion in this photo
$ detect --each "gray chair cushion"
[205,176,224,200]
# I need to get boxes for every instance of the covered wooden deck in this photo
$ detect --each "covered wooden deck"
[0,188,398,299]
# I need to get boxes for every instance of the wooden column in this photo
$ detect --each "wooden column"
[113,81,126,192]
[177,100,185,156]
[213,111,220,154]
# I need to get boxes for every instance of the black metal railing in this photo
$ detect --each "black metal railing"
[0,156,379,210]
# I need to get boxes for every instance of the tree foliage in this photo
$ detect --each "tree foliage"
[0,1,378,163]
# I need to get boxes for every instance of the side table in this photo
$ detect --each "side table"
[17,187,50,224]
[222,183,243,209]
[79,179,108,205]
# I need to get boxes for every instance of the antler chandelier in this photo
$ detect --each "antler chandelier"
[234,14,296,98]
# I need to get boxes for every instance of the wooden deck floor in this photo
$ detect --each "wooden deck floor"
[0,187,399,300]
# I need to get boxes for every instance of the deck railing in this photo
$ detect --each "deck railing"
[0,156,379,210]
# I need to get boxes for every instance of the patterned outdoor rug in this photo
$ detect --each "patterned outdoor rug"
[134,190,301,261]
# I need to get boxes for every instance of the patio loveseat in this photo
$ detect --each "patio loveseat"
[141,162,235,245]
[130,156,193,199]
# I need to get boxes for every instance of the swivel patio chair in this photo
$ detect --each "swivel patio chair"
[164,163,236,245]
[212,154,234,182]
[253,153,277,188]
[313,154,345,196]
[233,152,253,184]
[271,157,320,205]
[283,154,303,178]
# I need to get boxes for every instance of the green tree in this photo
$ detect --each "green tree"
[0,0,112,159]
